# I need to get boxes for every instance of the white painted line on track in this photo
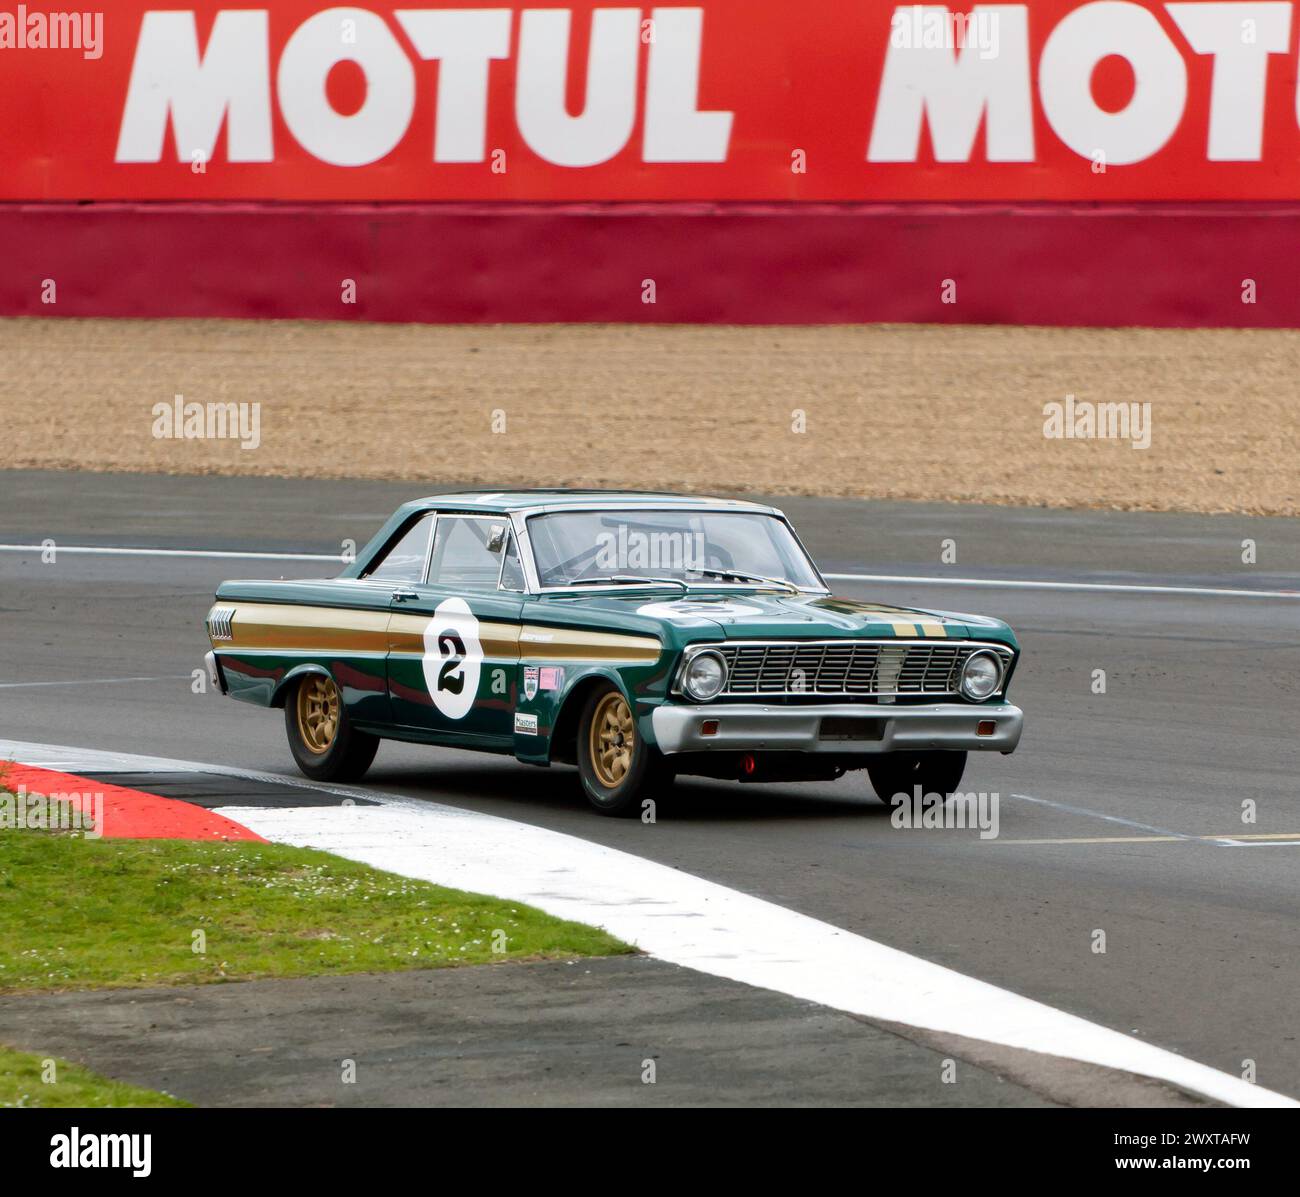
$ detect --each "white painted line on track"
[824,572,1300,600]
[1007,793,1241,847]
[1,543,1294,599]
[0,738,1291,1109]
[0,675,191,690]
[0,544,341,562]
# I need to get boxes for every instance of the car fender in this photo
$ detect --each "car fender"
[521,665,644,766]
[270,662,336,709]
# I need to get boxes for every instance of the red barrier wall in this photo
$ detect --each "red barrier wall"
[2,201,1296,327]
[6,4,1300,326]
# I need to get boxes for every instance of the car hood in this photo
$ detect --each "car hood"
[545,591,1015,645]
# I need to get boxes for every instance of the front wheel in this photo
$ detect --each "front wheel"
[577,684,674,817]
[866,751,967,804]
[284,672,379,782]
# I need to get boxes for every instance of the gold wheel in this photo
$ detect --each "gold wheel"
[589,691,634,788]
[296,674,340,755]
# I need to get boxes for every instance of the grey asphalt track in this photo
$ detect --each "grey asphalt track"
[0,958,1062,1108]
[2,470,1298,1106]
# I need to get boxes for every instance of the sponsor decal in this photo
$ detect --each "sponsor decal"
[513,711,539,735]
[539,665,564,691]
[522,664,539,700]
[421,597,483,720]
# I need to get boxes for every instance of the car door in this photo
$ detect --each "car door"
[385,512,525,747]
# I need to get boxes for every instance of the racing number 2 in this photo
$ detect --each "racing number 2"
[436,630,467,694]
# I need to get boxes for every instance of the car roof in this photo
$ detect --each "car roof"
[402,489,783,516]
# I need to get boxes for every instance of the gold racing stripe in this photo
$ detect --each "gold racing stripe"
[209,604,659,662]
[211,602,389,653]
[387,611,519,657]
[839,607,936,637]
[519,625,661,662]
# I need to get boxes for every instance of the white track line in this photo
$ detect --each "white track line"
[1,738,1291,1109]
[0,675,191,690]
[1007,792,1241,847]
[825,572,1299,599]
[1,544,1294,599]
[0,544,341,562]
[825,572,1299,600]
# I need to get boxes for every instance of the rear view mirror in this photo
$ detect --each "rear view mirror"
[486,524,508,553]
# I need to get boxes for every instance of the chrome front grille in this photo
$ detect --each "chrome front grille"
[710,641,1012,698]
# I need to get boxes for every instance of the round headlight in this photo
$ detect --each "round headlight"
[960,650,1003,701]
[682,651,727,701]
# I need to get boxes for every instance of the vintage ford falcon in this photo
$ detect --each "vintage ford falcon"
[204,492,1024,816]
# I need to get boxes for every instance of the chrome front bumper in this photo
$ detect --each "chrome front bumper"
[651,701,1023,755]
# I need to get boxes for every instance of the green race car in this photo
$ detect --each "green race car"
[205,491,1023,816]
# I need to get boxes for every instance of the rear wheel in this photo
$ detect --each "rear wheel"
[577,684,673,817]
[866,751,967,804]
[284,672,379,782]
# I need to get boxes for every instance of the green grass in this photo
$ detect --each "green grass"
[0,827,631,992]
[0,1047,188,1108]
[0,797,630,1106]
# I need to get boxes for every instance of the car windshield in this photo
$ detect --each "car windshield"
[527,509,824,590]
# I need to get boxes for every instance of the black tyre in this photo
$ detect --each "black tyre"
[865,751,967,804]
[576,683,674,817]
[284,672,379,782]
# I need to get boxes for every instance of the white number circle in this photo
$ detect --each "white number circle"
[422,597,483,720]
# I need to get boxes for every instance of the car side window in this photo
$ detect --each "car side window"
[429,516,508,591]
[499,532,525,592]
[363,514,433,582]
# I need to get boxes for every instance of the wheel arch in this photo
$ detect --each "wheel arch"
[270,663,335,709]
[547,669,632,765]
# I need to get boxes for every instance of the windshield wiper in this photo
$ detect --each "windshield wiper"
[551,574,691,593]
[607,574,690,593]
[693,568,800,595]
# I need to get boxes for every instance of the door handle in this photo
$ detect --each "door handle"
[391,589,419,602]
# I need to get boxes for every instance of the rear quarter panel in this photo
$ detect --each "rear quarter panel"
[206,579,393,725]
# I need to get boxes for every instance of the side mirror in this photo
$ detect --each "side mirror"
[486,524,508,554]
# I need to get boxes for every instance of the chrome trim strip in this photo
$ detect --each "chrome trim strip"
[207,606,235,641]
[533,582,830,596]
[217,648,389,659]
[421,512,439,585]
[512,499,783,520]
